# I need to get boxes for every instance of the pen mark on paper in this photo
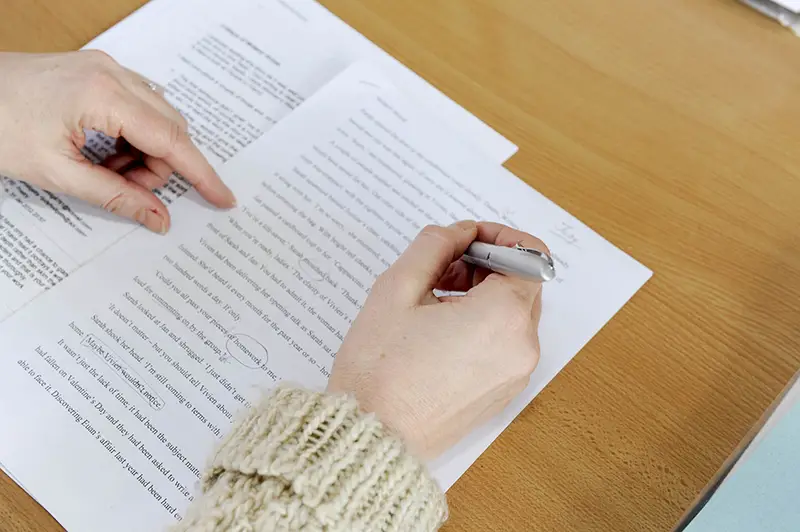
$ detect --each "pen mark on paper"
[81,334,165,411]
[500,208,519,229]
[222,332,269,370]
[297,256,327,282]
[550,222,581,249]
[358,80,382,90]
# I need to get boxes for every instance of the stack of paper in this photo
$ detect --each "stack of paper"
[0,0,516,320]
[0,1,651,530]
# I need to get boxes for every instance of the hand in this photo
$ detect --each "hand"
[328,221,545,459]
[0,51,235,233]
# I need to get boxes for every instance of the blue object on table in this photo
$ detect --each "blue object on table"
[683,398,800,531]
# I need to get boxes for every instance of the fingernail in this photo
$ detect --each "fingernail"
[136,208,168,234]
[223,185,237,208]
[158,213,169,234]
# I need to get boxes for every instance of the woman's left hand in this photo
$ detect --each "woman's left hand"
[0,51,235,233]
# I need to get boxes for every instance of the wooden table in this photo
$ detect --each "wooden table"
[1,0,799,530]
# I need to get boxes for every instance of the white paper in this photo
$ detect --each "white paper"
[0,0,516,321]
[0,63,650,531]
[775,0,800,12]
[87,0,517,163]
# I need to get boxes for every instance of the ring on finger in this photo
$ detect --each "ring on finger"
[142,79,164,95]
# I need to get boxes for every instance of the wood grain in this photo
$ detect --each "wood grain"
[1,0,800,530]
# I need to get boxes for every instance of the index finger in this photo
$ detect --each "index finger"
[378,221,478,306]
[112,91,236,208]
[465,223,549,304]
[476,222,550,254]
[437,222,550,293]
[162,134,236,208]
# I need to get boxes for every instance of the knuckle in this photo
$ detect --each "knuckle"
[502,340,539,378]
[517,346,540,376]
[508,378,530,399]
[418,224,448,242]
[416,224,457,258]
[102,192,127,215]
[165,119,183,152]
[83,49,116,67]
[86,68,122,97]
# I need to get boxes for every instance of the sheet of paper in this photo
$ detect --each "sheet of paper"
[775,0,800,12]
[740,0,800,33]
[87,0,517,163]
[0,0,516,321]
[0,62,650,531]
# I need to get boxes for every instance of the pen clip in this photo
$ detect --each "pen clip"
[513,243,556,270]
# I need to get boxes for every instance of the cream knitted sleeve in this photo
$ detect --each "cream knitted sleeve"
[174,386,448,531]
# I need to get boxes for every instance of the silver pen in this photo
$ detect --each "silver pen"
[462,242,556,282]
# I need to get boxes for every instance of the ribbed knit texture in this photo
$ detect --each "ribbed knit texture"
[174,386,447,531]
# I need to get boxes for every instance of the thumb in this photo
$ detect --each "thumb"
[383,221,477,305]
[56,158,170,233]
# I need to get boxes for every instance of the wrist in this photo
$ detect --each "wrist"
[191,385,447,530]
[327,380,421,457]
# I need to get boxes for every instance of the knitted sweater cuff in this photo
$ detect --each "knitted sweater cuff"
[190,386,447,531]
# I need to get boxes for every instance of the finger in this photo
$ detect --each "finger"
[464,224,549,310]
[143,155,175,186]
[476,222,549,251]
[53,157,171,233]
[85,90,235,208]
[123,165,168,191]
[162,137,236,208]
[101,152,139,173]
[439,222,550,290]
[134,85,188,131]
[467,272,543,319]
[472,222,551,286]
[435,259,475,292]
[381,220,477,305]
[114,137,142,160]
[133,75,167,98]
[120,67,187,130]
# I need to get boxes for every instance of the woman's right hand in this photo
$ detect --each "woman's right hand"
[328,220,545,459]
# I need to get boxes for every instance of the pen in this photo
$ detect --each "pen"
[462,242,556,282]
